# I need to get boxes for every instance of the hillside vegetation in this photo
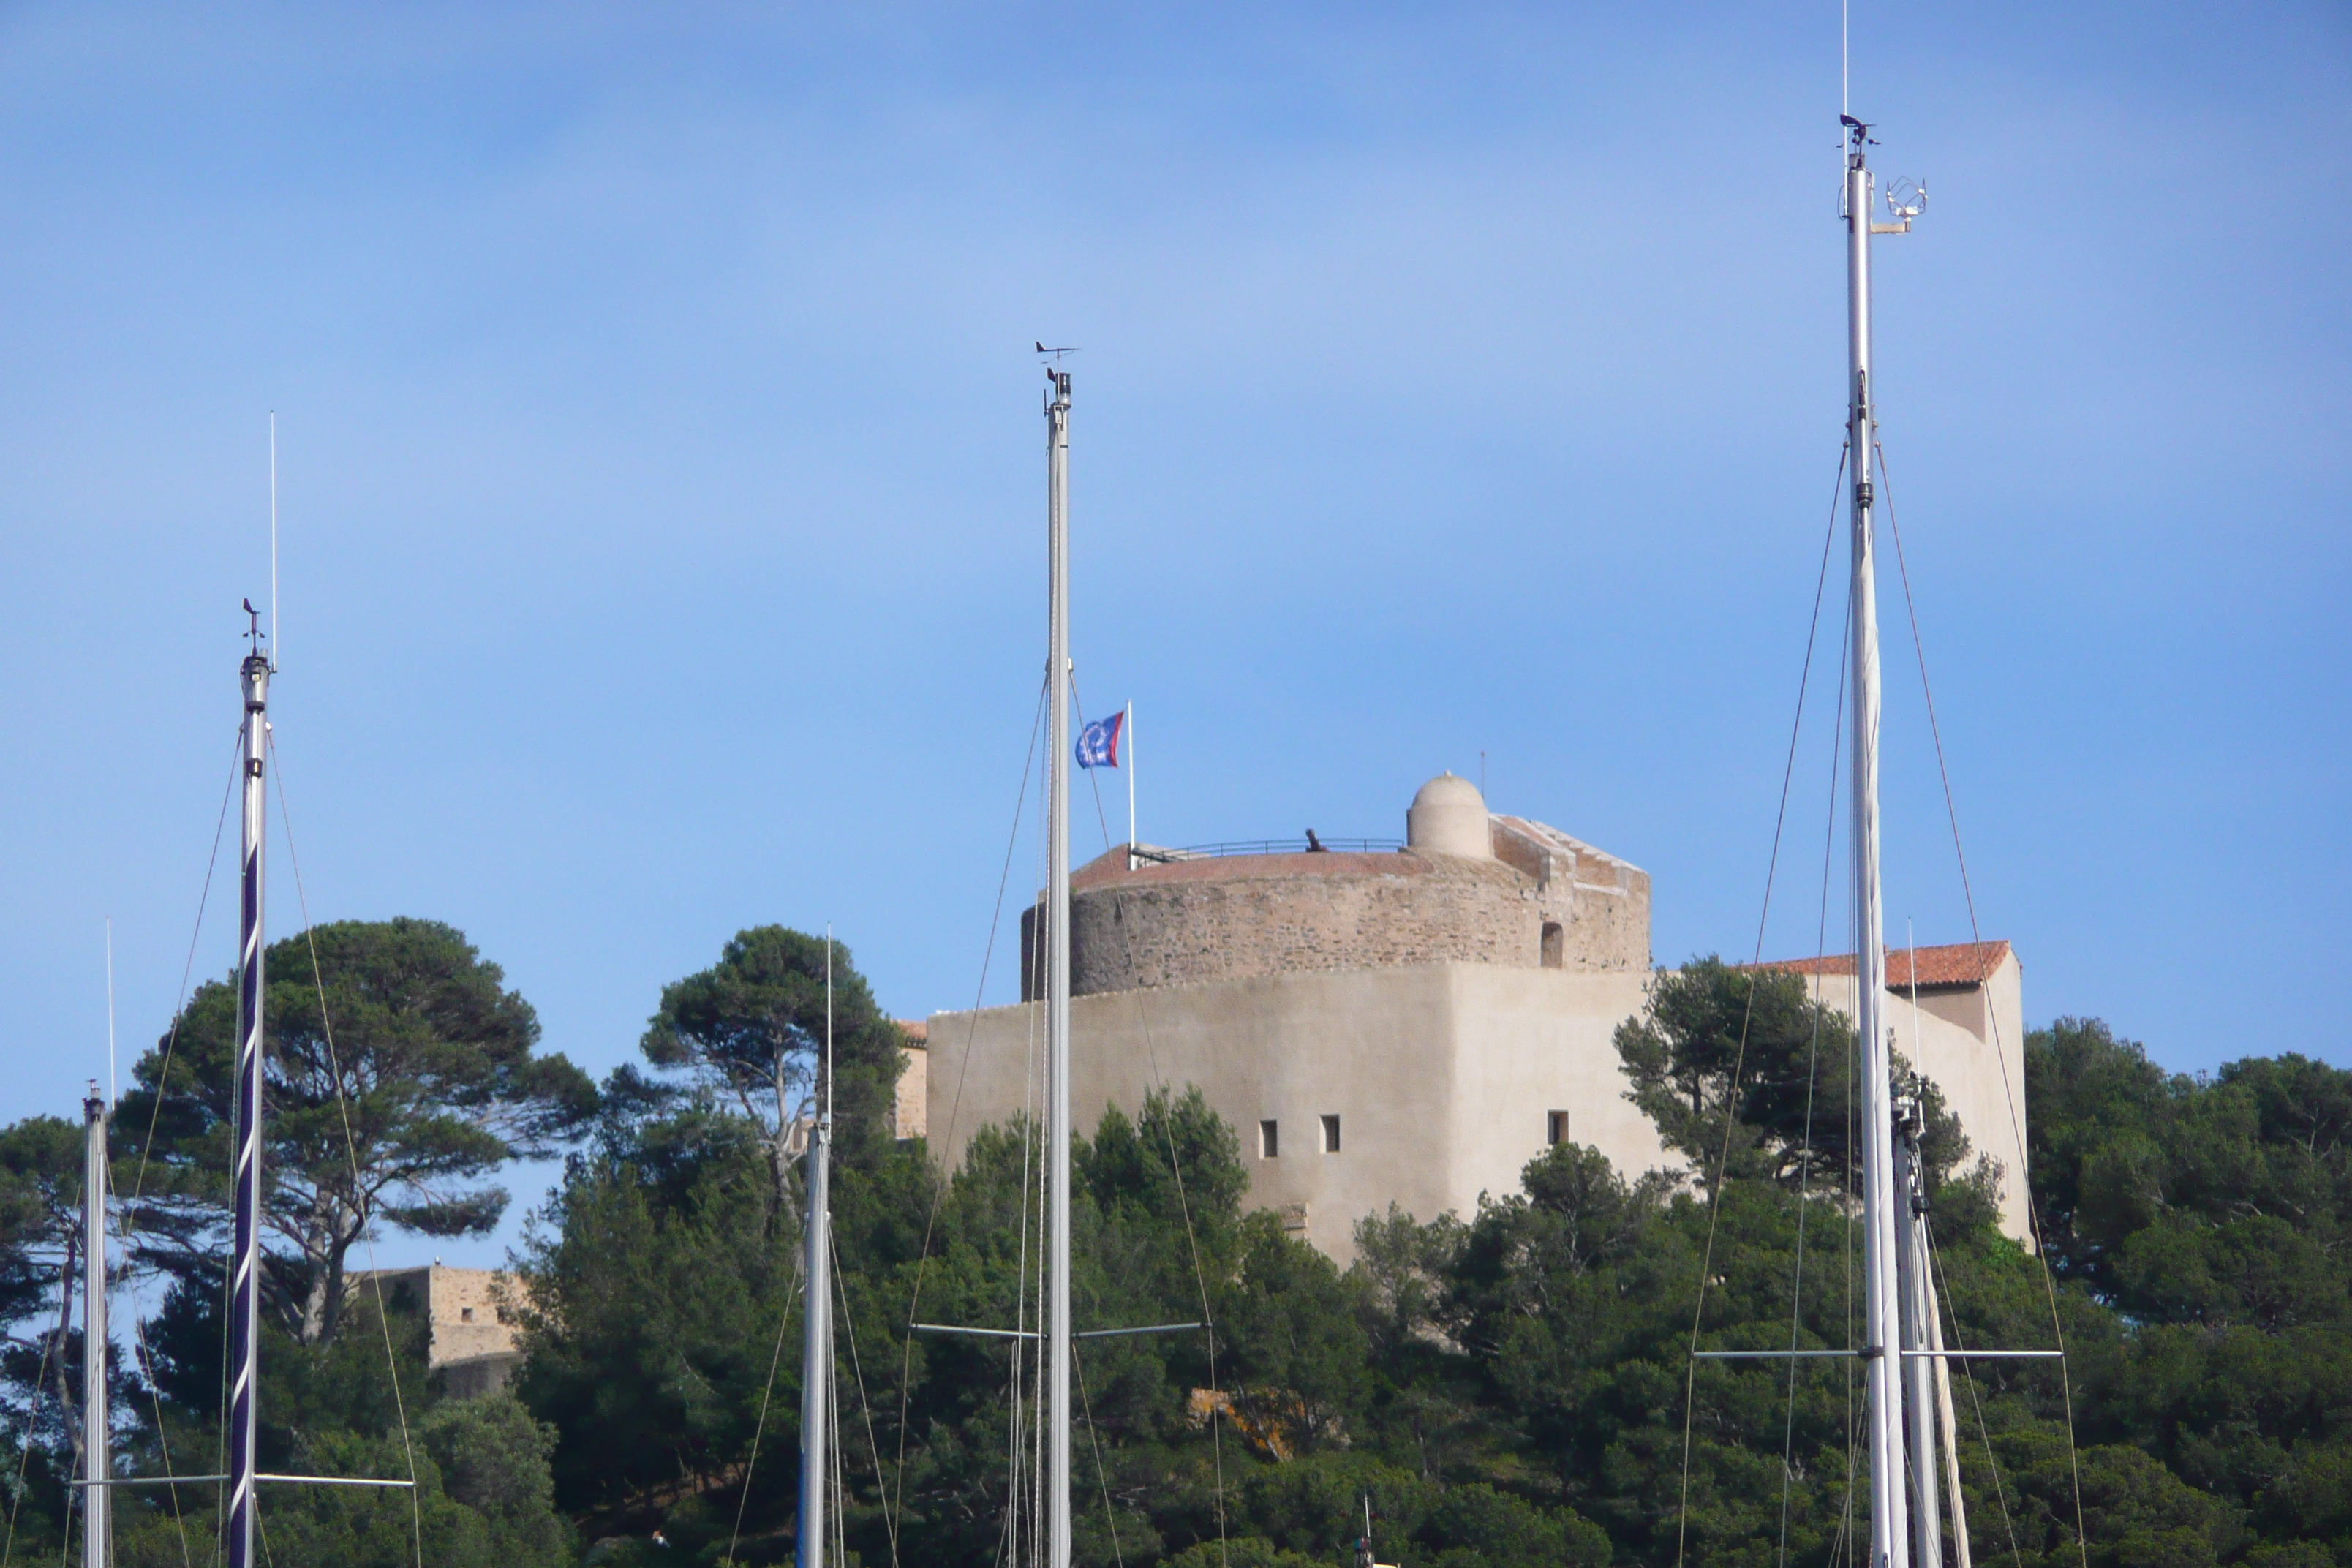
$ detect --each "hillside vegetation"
[1,927,2345,1568]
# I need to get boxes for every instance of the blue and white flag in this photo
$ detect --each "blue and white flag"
[1077,710,1125,769]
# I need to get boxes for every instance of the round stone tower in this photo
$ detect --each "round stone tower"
[1019,773,1650,1000]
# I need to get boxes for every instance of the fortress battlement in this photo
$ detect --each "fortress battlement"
[1022,775,1651,1000]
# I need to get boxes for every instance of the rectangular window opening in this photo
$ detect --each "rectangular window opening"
[1547,1110,1569,1147]
[1259,1119,1279,1158]
[1321,1114,1341,1153]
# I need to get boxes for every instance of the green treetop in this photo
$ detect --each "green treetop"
[119,916,594,1346]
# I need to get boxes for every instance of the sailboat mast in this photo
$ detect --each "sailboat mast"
[227,631,270,1568]
[1896,1093,1944,1568]
[1044,363,1074,1568]
[81,1085,109,1568]
[1844,114,1911,1568]
[797,939,835,1568]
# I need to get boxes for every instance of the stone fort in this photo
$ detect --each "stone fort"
[924,774,2028,1258]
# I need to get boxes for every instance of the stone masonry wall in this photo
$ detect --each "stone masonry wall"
[1020,817,1652,998]
[1491,815,1651,972]
[1022,850,1530,998]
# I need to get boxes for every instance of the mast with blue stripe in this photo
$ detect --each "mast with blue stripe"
[226,605,270,1568]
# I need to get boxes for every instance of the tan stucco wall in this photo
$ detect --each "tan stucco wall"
[894,1044,929,1139]
[930,955,2030,1260]
[1440,966,1667,1213]
[1797,952,2032,1243]
[927,964,1665,1260]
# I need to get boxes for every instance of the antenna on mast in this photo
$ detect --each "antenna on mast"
[824,924,834,1120]
[105,919,116,1106]
[268,412,279,673]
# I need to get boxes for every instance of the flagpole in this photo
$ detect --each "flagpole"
[1126,703,1136,870]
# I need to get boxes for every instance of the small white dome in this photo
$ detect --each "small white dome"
[1406,772,1493,859]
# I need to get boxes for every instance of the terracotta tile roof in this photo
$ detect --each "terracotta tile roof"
[897,1019,929,1046]
[1751,939,2012,990]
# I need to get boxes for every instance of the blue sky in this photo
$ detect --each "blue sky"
[1,2,2344,1270]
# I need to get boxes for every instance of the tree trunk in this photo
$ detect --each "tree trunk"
[299,1270,331,1345]
[767,1049,802,1237]
[319,1215,354,1349]
[298,1210,333,1346]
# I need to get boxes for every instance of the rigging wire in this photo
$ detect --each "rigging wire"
[119,1315,199,1568]
[1837,886,1860,1568]
[92,1138,204,1568]
[1873,444,2090,1568]
[1107,907,1234,1568]
[893,665,1229,1568]
[993,719,1055,1568]
[1071,1344,1125,1568]
[72,728,244,1568]
[830,1303,848,1568]
[721,1240,805,1567]
[1069,674,1234,1568]
[1776,589,1853,1568]
[0,1270,62,1565]
[1673,440,1851,1568]
[888,678,1049,1546]
[118,731,238,1269]
[268,734,426,1568]
[830,1225,901,1568]
[1924,1233,2024,1568]
[1013,767,1050,1568]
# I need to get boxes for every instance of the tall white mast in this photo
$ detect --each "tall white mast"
[227,611,271,1568]
[796,936,835,1568]
[1044,363,1074,1568]
[1844,111,1911,1568]
[81,1085,109,1568]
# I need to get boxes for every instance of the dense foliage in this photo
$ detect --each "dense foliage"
[118,917,596,1345]
[2,928,2348,1568]
[502,958,2352,1568]
[0,919,586,1564]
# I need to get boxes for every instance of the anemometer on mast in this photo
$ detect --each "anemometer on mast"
[1839,113,1927,233]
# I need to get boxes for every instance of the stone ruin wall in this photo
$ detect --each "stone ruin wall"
[1491,815,1652,973]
